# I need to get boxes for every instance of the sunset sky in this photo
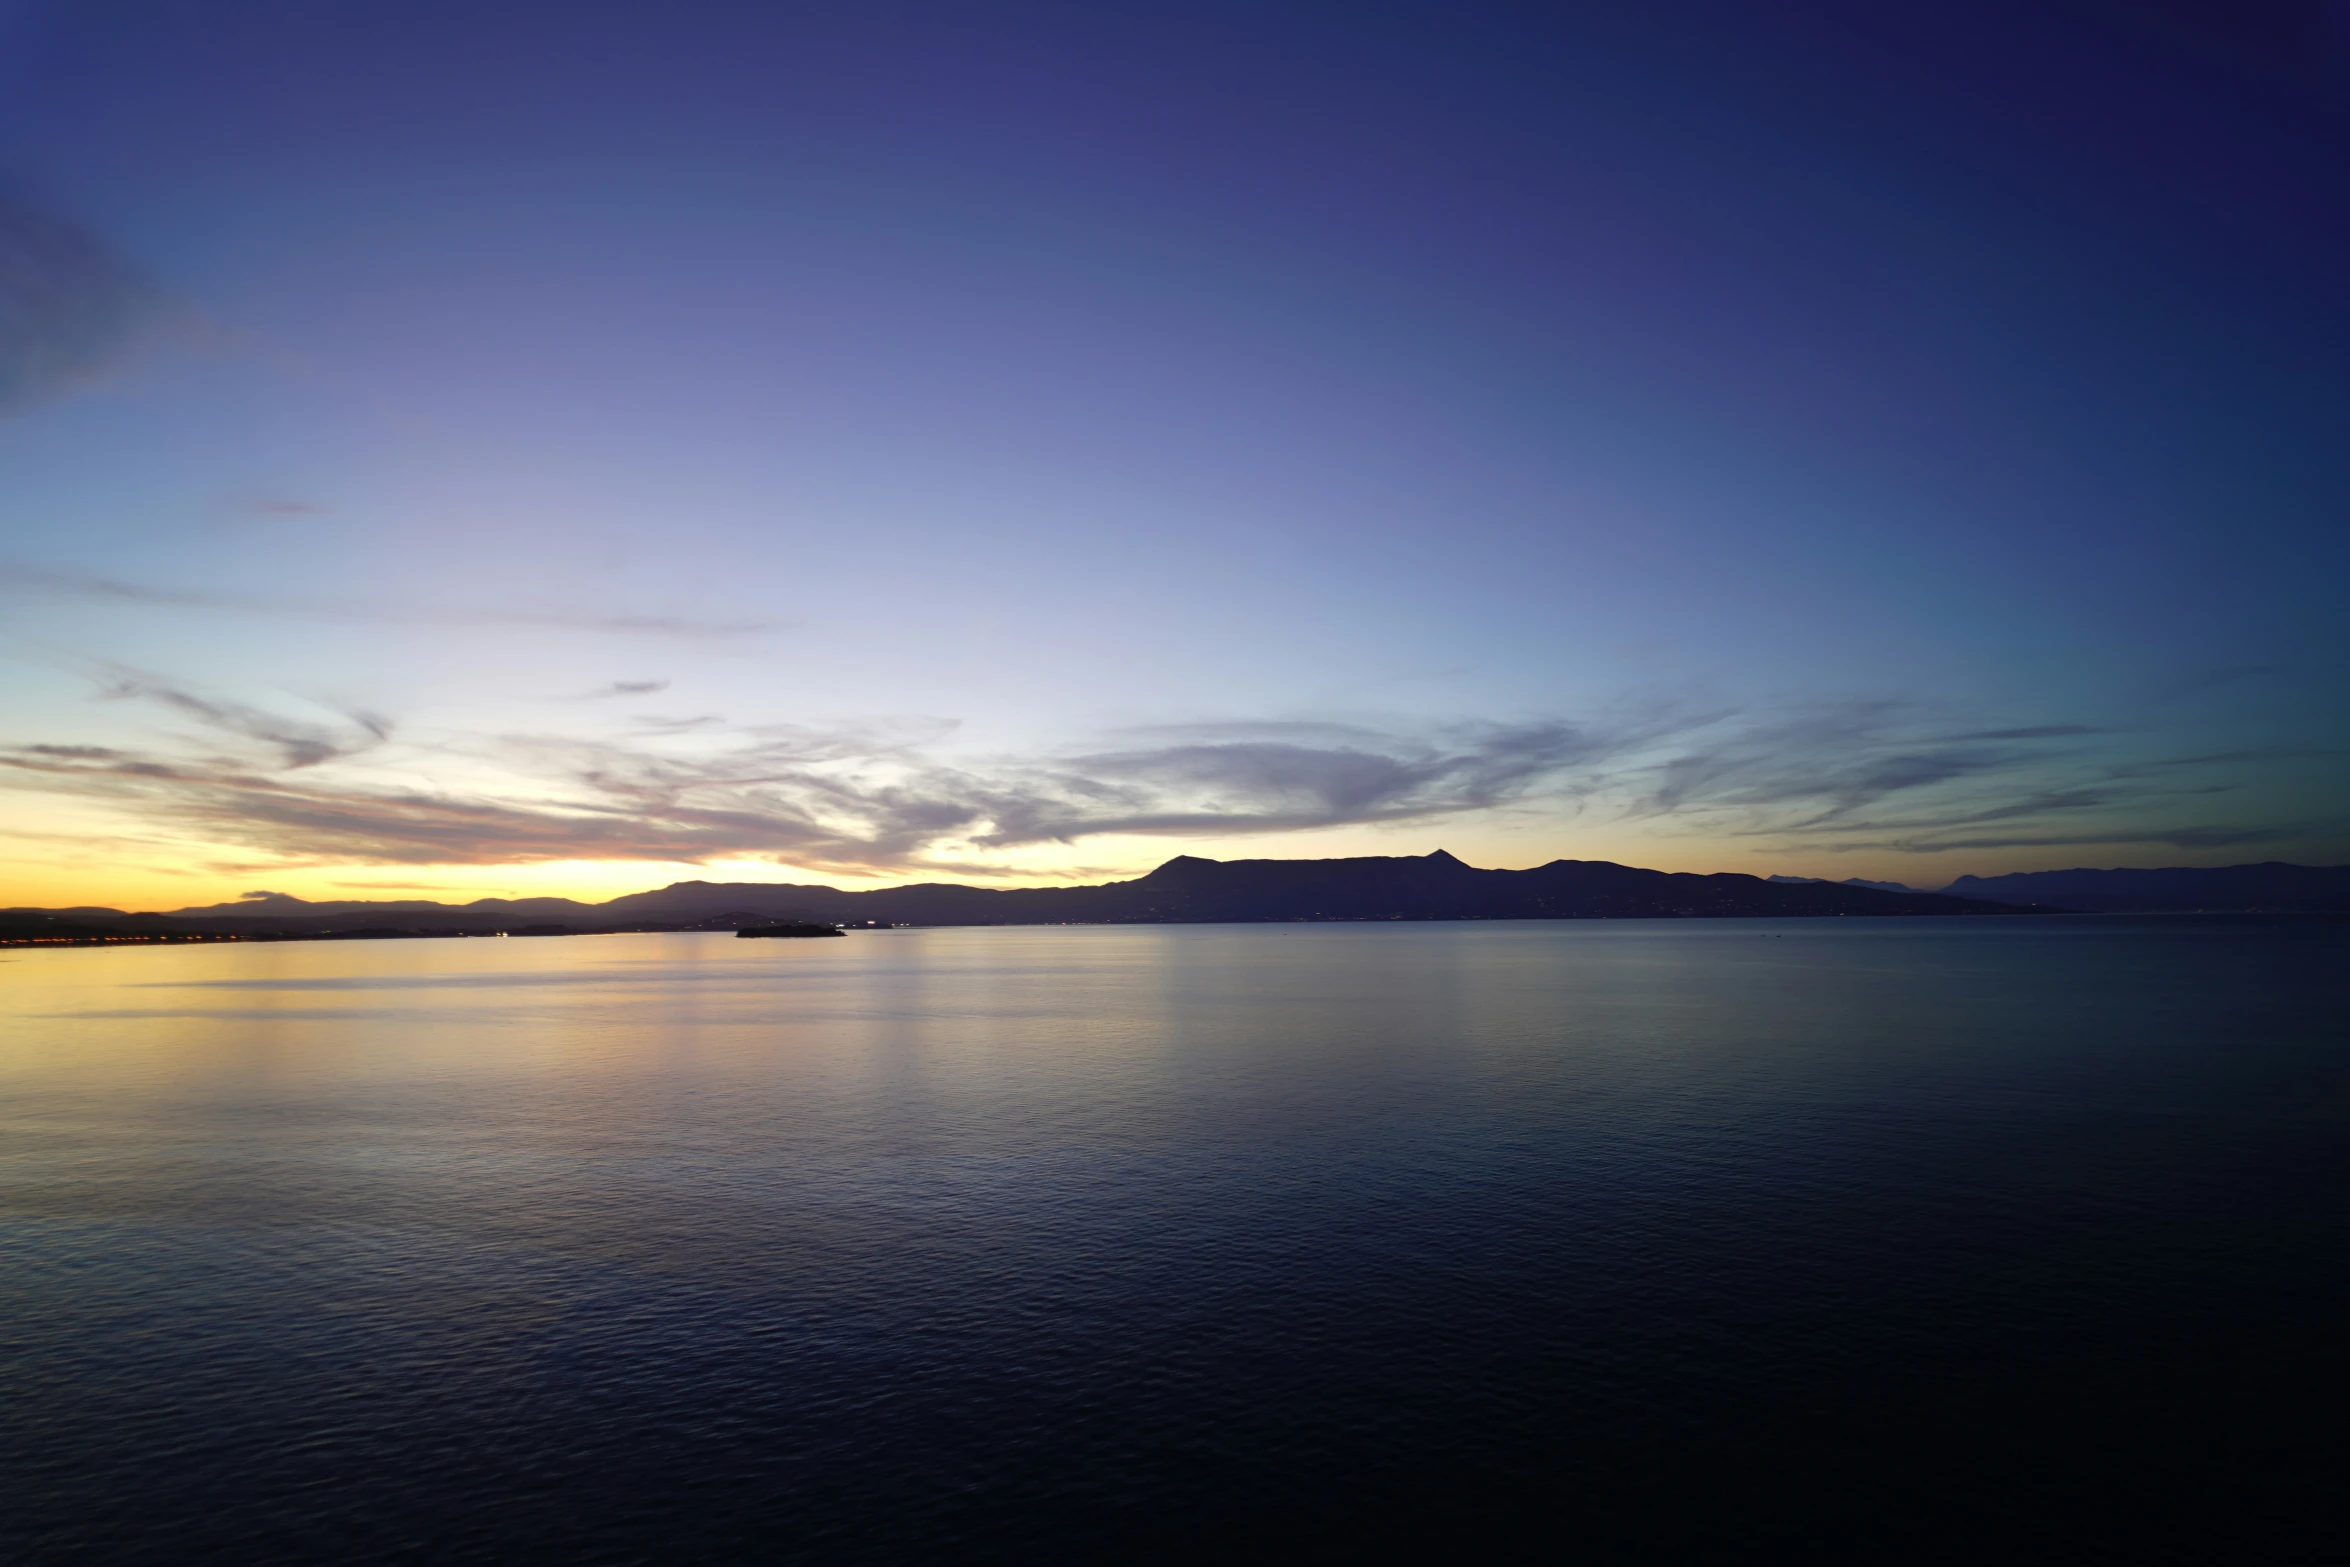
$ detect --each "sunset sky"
[3,0,2346,911]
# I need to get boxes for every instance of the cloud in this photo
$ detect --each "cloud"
[2144,664,2281,703]
[96,669,389,770]
[2109,745,2316,775]
[1,566,781,638]
[1953,725,2101,741]
[1636,700,2060,824]
[629,714,726,733]
[0,676,2327,877]
[973,720,1648,845]
[1620,699,2325,856]
[0,194,167,414]
[1798,824,2305,854]
[548,679,676,703]
[0,696,1658,874]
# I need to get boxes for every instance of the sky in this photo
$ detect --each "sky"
[2,0,2346,911]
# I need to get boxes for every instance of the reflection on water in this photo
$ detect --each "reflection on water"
[3,919,2346,1562]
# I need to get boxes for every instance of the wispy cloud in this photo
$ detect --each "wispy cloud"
[95,669,390,770]
[0,194,167,414]
[1620,699,2321,856]
[971,719,1664,845]
[1797,825,2305,854]
[1639,700,2034,824]
[1952,725,2101,741]
[0,675,2327,875]
[2144,663,2281,704]
[1,566,781,638]
[238,496,331,518]
[549,679,676,704]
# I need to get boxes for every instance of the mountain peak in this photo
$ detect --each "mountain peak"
[1135,855,1221,883]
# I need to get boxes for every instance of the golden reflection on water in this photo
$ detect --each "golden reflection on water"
[0,921,1901,1099]
[5,918,2192,1240]
[3,927,1574,1190]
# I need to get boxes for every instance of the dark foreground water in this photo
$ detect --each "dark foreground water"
[3,918,2345,1563]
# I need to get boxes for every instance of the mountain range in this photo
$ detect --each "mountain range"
[8,854,2345,947]
[1939,861,2350,913]
[1773,861,2350,913]
[6,850,2017,940]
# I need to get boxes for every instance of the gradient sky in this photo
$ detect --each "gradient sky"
[2,0,2346,910]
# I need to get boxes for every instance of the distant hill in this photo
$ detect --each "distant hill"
[201,850,2024,925]
[2,850,2025,945]
[1940,862,2350,913]
[1768,875,1928,895]
[155,892,597,920]
[17,854,2345,949]
[573,849,2019,925]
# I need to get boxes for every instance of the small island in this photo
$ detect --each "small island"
[736,923,845,939]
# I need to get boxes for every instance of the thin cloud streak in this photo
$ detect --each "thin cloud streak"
[1,566,784,638]
[1796,825,2306,854]
[1619,701,2314,856]
[0,194,166,415]
[95,669,391,770]
[978,720,1665,846]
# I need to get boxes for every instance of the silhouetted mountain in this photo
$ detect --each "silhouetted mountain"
[1048,852,2005,921]
[4,850,2029,945]
[0,905,133,919]
[1942,862,2350,913]
[1767,875,1927,895]
[436,850,2022,924]
[160,892,596,920]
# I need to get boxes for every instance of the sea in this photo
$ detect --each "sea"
[3,917,2345,1563]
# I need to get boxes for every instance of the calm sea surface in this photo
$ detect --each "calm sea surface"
[3,918,2345,1563]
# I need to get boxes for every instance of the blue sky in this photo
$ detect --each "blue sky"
[2,0,2345,908]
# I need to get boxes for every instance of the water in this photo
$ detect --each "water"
[3,918,2344,1562]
